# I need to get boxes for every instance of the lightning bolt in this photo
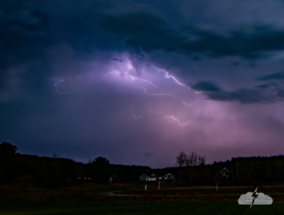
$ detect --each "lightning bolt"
[131,107,142,120]
[134,87,198,107]
[110,70,157,88]
[47,78,70,95]
[182,100,199,106]
[132,107,191,126]
[129,74,157,88]
[134,87,172,96]
[152,66,202,94]
[152,66,186,86]
[250,187,258,208]
[48,60,198,127]
[155,112,190,126]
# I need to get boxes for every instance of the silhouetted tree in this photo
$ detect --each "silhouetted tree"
[0,142,19,183]
[175,152,187,167]
[0,142,18,157]
[89,157,110,183]
[176,151,206,167]
[186,152,198,166]
[198,155,206,166]
[93,157,110,165]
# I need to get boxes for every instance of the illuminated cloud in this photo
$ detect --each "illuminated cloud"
[2,0,284,167]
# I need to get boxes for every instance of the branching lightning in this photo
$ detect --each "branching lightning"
[155,112,190,126]
[132,106,191,126]
[182,100,199,107]
[110,70,156,88]
[134,87,172,96]
[152,66,186,86]
[134,87,198,107]
[188,86,202,94]
[152,66,202,94]
[48,78,70,95]
[48,59,199,127]
[131,106,142,120]
[129,75,157,88]
[116,62,200,126]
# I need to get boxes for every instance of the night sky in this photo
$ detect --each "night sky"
[1,0,284,168]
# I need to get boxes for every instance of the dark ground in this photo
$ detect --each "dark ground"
[0,183,283,214]
[1,202,284,215]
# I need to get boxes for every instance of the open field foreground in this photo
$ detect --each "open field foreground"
[1,183,284,202]
[1,183,284,214]
[1,202,284,215]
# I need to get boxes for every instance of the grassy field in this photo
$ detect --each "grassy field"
[1,202,284,215]
[1,183,284,214]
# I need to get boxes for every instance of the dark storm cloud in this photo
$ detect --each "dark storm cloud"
[112,58,122,62]
[2,0,284,71]
[0,1,109,69]
[3,0,284,167]
[190,80,284,104]
[180,25,284,59]
[98,12,284,59]
[2,10,47,37]
[207,88,269,104]
[257,72,284,81]
[2,2,282,67]
[190,81,221,92]
[0,9,49,69]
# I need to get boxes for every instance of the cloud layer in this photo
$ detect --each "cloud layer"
[1,1,284,167]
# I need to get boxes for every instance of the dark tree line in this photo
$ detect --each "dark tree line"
[1,142,284,188]
[176,156,284,186]
[0,142,85,188]
[0,142,151,188]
